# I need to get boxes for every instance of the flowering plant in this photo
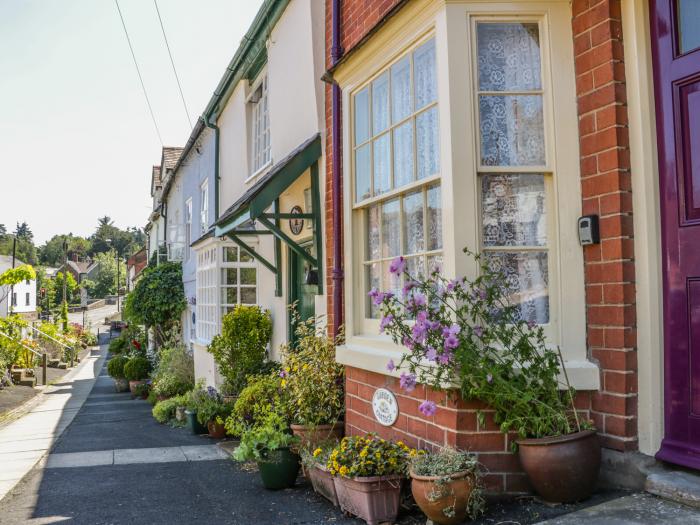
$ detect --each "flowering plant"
[327,435,420,478]
[233,412,299,463]
[193,386,234,425]
[373,249,590,442]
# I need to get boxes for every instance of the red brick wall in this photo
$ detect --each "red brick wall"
[572,0,638,452]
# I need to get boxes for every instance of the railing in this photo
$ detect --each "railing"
[29,325,77,367]
[0,330,47,386]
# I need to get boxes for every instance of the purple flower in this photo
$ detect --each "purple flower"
[389,256,406,275]
[418,400,437,417]
[473,325,484,338]
[368,288,393,306]
[399,372,417,393]
[442,324,460,337]
[379,314,394,333]
[425,346,437,362]
[444,334,459,351]
[479,289,488,300]
[402,280,417,296]
[279,370,288,378]
[446,279,459,292]
[402,336,415,351]
[428,320,442,331]
[386,359,396,372]
[527,320,536,329]
[412,323,428,343]
[438,350,454,365]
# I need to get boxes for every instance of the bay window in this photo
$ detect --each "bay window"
[221,246,257,316]
[196,245,217,343]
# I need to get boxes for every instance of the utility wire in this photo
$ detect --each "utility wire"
[114,0,164,146]
[154,0,193,130]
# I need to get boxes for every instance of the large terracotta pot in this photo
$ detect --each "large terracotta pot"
[410,470,475,525]
[128,380,146,395]
[517,429,600,503]
[334,475,402,525]
[207,420,226,439]
[308,463,339,506]
[290,422,344,449]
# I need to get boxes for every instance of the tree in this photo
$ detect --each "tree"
[39,234,92,266]
[14,222,33,241]
[0,264,36,307]
[83,251,126,298]
[35,267,57,313]
[53,271,78,305]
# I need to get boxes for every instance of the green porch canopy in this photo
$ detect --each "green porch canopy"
[213,133,323,296]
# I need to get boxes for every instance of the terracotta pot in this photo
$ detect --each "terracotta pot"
[334,475,402,525]
[175,406,187,422]
[207,420,226,439]
[517,429,601,503]
[410,470,474,525]
[308,464,339,506]
[156,394,169,402]
[290,422,344,449]
[128,380,146,394]
[114,378,129,393]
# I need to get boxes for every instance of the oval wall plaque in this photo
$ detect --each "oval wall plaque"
[372,388,399,426]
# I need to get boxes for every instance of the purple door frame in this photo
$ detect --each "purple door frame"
[651,0,700,470]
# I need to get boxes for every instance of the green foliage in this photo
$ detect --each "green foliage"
[123,356,151,381]
[224,374,288,437]
[83,251,126,299]
[151,342,194,398]
[39,234,91,267]
[233,412,299,463]
[133,382,150,397]
[152,394,188,424]
[108,337,127,354]
[53,272,78,305]
[327,435,418,478]
[207,305,272,396]
[107,356,129,379]
[0,316,27,374]
[0,223,37,265]
[60,301,69,332]
[189,386,234,425]
[0,264,35,287]
[123,262,185,332]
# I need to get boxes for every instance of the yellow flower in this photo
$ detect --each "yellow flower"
[280,379,286,387]
[359,448,368,458]
[313,448,322,458]
[409,449,417,457]
[339,466,349,476]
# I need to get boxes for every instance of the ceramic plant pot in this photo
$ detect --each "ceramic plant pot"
[308,463,339,506]
[175,406,187,422]
[257,448,300,490]
[207,420,226,439]
[128,380,146,395]
[290,422,344,449]
[334,475,402,525]
[410,470,475,525]
[185,409,208,435]
[517,429,601,503]
[114,378,129,393]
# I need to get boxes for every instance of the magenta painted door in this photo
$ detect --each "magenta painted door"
[651,0,700,469]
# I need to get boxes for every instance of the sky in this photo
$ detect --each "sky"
[0,0,264,245]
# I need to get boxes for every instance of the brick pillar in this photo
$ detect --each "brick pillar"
[572,0,637,451]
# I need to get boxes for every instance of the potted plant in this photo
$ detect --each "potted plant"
[184,385,210,435]
[150,339,195,401]
[224,374,288,437]
[410,448,484,524]
[233,412,300,490]
[376,250,600,504]
[107,356,129,392]
[195,386,233,439]
[281,312,345,449]
[301,442,340,506]
[327,435,417,525]
[133,381,150,400]
[123,356,151,395]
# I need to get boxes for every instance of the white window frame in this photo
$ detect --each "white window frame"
[248,73,271,176]
[195,243,218,344]
[200,180,209,234]
[185,198,193,259]
[220,245,258,317]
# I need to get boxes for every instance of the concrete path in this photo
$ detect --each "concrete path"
[0,344,105,501]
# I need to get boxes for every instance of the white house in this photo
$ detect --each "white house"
[0,255,37,320]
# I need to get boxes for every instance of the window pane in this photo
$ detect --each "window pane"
[354,87,370,144]
[391,56,412,123]
[678,0,700,53]
[481,174,547,247]
[223,246,238,262]
[486,251,549,324]
[222,287,238,304]
[381,198,401,258]
[240,287,257,305]
[355,144,371,202]
[373,133,391,195]
[240,268,257,285]
[427,254,443,275]
[416,107,440,179]
[222,268,237,285]
[479,95,544,166]
[240,250,253,263]
[405,255,426,280]
[367,205,381,261]
[403,190,424,255]
[414,39,437,109]
[427,185,442,251]
[477,23,542,91]
[382,260,402,298]
[372,72,390,135]
[367,262,380,318]
[393,121,414,188]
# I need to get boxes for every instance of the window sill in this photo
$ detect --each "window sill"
[336,337,600,391]
[245,160,273,184]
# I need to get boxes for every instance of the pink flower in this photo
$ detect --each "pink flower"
[389,256,406,275]
[399,372,417,392]
[386,359,396,372]
[418,400,437,417]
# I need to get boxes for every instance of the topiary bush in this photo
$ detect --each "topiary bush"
[207,305,272,396]
[224,374,288,437]
[109,337,126,354]
[123,356,151,381]
[107,356,129,379]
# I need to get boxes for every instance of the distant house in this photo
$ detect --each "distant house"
[0,255,37,320]
[126,247,148,291]
[146,148,183,263]
[57,258,99,285]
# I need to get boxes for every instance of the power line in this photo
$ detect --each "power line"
[114,0,164,146]
[154,0,193,130]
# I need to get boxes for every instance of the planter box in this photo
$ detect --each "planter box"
[308,464,339,506]
[334,475,402,525]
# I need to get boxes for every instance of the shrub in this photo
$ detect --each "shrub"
[152,396,186,424]
[151,342,194,398]
[108,337,127,354]
[123,357,151,381]
[280,314,344,426]
[191,386,234,426]
[224,374,288,437]
[207,305,272,396]
[107,356,129,379]
[0,316,26,375]
[233,412,299,463]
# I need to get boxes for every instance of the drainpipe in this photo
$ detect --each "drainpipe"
[204,117,221,221]
[331,0,343,337]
